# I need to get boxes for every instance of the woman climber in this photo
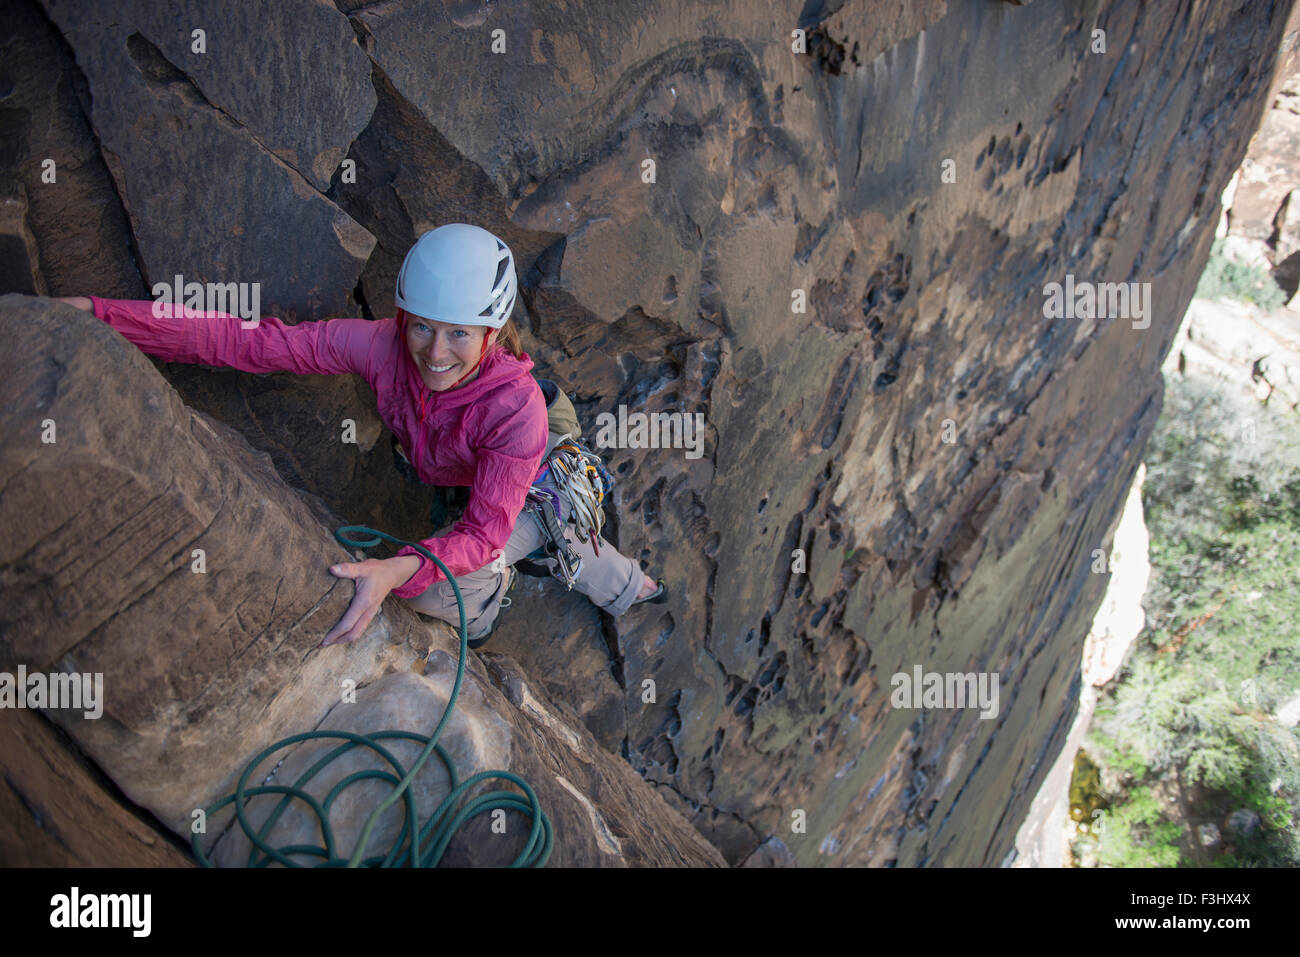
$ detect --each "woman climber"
[55,222,665,648]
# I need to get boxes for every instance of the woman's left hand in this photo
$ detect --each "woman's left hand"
[320,557,415,646]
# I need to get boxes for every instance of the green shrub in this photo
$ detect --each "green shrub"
[1072,371,1300,867]
[1195,237,1288,309]
[1093,786,1184,868]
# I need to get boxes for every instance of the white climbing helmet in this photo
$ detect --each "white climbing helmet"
[395,223,517,329]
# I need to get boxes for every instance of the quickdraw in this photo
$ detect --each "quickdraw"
[522,439,615,589]
[546,440,614,548]
[524,487,583,589]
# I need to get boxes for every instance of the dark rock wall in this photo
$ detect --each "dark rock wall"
[1,0,1292,865]
[0,708,195,866]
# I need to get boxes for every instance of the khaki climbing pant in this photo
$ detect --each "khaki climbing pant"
[401,465,644,636]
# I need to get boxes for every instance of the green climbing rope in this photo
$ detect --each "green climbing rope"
[190,524,553,868]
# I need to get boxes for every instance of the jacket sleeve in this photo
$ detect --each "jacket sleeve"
[390,391,548,600]
[90,296,375,376]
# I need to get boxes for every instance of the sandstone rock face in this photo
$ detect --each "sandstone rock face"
[0,183,46,297]
[39,0,377,318]
[1224,4,1300,247]
[0,0,144,303]
[0,708,193,866]
[481,1,1295,866]
[1220,2,1300,295]
[1165,297,1300,411]
[0,296,724,867]
[2,0,1294,867]
[211,662,724,867]
[1011,462,1150,868]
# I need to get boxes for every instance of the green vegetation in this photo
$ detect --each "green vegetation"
[1070,371,1300,867]
[1087,785,1185,868]
[1194,237,1288,310]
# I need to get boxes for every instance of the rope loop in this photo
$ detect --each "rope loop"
[190,525,552,868]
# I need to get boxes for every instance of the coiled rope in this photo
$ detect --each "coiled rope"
[190,525,553,868]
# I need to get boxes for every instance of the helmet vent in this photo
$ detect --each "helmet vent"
[479,288,503,317]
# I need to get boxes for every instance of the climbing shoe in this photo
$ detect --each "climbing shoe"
[630,577,667,606]
[466,566,516,649]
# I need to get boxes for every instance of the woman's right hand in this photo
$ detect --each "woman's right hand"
[320,555,421,646]
[55,296,93,312]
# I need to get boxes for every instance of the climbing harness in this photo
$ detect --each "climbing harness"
[523,486,583,588]
[190,525,553,868]
[521,438,615,588]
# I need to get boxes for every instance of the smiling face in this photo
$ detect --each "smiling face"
[402,309,497,391]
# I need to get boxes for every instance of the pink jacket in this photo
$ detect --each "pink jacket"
[90,297,548,599]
